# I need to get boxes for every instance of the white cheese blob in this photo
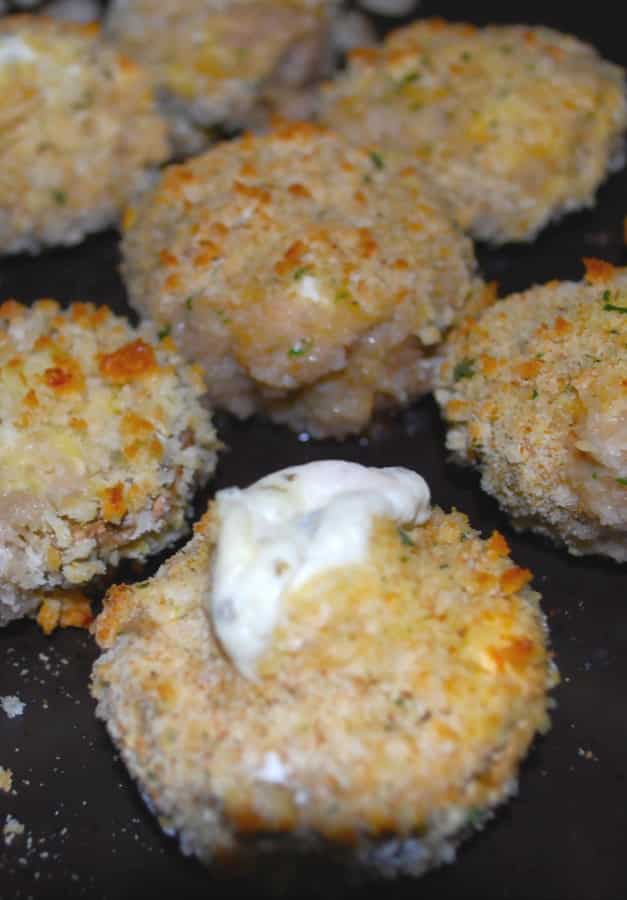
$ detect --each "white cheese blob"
[298,274,323,304]
[208,460,431,679]
[0,36,37,67]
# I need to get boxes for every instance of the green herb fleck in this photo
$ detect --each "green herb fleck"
[395,692,411,707]
[531,388,538,399]
[453,358,475,381]
[467,808,484,828]
[335,288,351,302]
[592,471,598,480]
[398,528,415,547]
[185,296,193,310]
[603,298,627,314]
[397,70,419,89]
[369,150,384,170]
[617,477,627,486]
[293,266,312,281]
[461,51,472,62]
[52,189,67,206]
[158,324,171,340]
[288,338,312,357]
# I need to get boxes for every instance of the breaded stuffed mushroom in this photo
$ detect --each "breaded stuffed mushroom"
[121,123,482,439]
[436,259,627,562]
[0,299,219,629]
[0,16,169,255]
[319,20,627,244]
[105,0,336,137]
[92,461,556,882]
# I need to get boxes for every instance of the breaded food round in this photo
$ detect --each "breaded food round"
[92,472,555,881]
[0,298,219,628]
[121,123,482,439]
[105,0,335,134]
[320,19,627,244]
[0,16,169,255]
[436,258,627,562]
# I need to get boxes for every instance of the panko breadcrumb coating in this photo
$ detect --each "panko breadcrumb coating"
[121,123,482,439]
[320,19,627,244]
[0,299,219,628]
[436,259,627,562]
[105,0,336,137]
[0,16,169,255]
[92,482,556,881]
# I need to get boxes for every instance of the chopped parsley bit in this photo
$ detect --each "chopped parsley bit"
[531,388,539,399]
[467,808,484,828]
[397,70,419,89]
[157,324,171,340]
[461,51,473,62]
[185,296,193,310]
[51,189,67,206]
[602,294,627,314]
[293,266,312,281]
[592,471,598,480]
[288,338,312,357]
[398,528,415,547]
[335,288,350,302]
[617,477,627,486]
[453,358,475,381]
[369,150,384,170]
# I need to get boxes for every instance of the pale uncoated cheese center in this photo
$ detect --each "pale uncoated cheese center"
[208,460,431,679]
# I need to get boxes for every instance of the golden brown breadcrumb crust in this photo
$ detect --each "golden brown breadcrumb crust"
[92,503,555,880]
[320,19,627,243]
[121,121,482,438]
[105,0,334,137]
[0,15,168,254]
[0,299,219,627]
[437,259,627,561]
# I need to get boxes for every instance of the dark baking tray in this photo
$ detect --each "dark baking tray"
[1,3,626,898]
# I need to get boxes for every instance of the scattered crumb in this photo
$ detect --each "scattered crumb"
[1,696,25,719]
[0,766,13,793]
[3,815,24,846]
[36,591,93,636]
[577,747,599,762]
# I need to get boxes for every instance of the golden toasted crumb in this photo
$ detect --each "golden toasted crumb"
[105,0,335,144]
[36,590,93,635]
[121,123,482,438]
[0,767,12,793]
[436,259,627,561]
[0,300,219,627]
[320,20,627,243]
[92,497,556,880]
[0,15,169,254]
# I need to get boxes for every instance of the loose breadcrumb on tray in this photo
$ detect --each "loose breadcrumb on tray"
[0,766,13,793]
[1,695,25,718]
